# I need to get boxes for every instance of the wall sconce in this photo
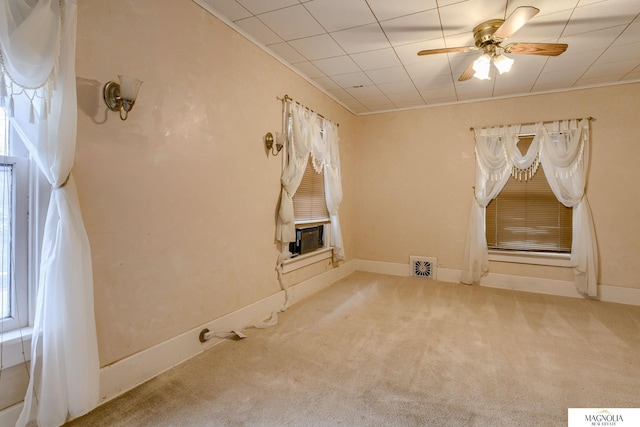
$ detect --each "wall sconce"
[103,75,143,120]
[265,132,283,156]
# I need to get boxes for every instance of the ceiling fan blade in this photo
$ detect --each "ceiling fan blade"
[418,46,477,56]
[458,60,476,81]
[493,6,540,40]
[504,42,568,56]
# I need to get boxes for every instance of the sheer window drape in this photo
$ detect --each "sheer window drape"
[461,119,598,297]
[275,101,345,262]
[0,1,99,426]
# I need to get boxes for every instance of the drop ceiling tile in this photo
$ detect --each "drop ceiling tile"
[576,74,624,86]
[563,0,640,37]
[331,23,391,54]
[505,55,547,77]
[540,49,602,73]
[366,66,411,84]
[599,42,640,63]
[492,73,538,94]
[366,0,437,21]
[312,76,341,91]
[312,56,361,75]
[259,5,325,40]
[293,61,326,78]
[419,85,457,102]
[351,48,402,70]
[268,42,307,63]
[541,64,592,84]
[393,98,426,109]
[613,21,640,46]
[583,58,640,78]
[621,69,640,80]
[505,0,576,18]
[416,74,455,92]
[438,0,503,37]
[386,90,423,104]
[457,87,494,101]
[508,9,573,43]
[534,70,580,87]
[236,0,298,15]
[359,95,393,107]
[289,34,345,60]
[303,0,376,32]
[327,88,355,100]
[341,98,367,110]
[378,80,418,95]
[203,0,251,21]
[199,0,640,114]
[406,59,452,84]
[346,85,383,98]
[379,9,442,46]
[330,71,374,87]
[560,26,627,55]
[394,39,448,65]
[235,17,283,45]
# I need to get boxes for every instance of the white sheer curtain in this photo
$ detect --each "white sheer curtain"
[0,1,99,426]
[322,119,344,261]
[275,100,345,261]
[461,119,598,297]
[275,102,313,244]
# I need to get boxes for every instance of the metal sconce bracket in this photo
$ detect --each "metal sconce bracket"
[265,132,283,156]
[103,75,142,121]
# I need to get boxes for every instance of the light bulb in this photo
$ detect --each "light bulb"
[472,54,492,80]
[493,54,514,74]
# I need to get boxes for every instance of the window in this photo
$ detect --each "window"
[287,155,331,260]
[292,157,329,224]
[0,107,44,334]
[486,135,572,254]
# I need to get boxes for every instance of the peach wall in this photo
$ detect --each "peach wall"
[355,83,640,290]
[75,0,357,366]
[74,0,639,370]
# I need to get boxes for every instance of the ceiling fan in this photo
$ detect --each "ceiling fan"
[417,6,568,81]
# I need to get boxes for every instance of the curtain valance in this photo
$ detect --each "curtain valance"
[0,0,62,123]
[0,1,100,426]
[462,118,598,298]
[275,97,344,262]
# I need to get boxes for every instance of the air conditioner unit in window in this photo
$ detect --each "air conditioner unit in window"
[289,225,324,256]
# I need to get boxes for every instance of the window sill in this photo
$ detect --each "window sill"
[282,247,333,274]
[488,250,573,267]
[0,327,33,369]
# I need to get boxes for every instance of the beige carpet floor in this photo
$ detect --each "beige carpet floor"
[67,272,640,426]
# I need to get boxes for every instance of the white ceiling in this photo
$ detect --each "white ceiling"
[196,0,640,114]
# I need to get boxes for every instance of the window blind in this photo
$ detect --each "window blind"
[293,157,329,222]
[486,136,572,253]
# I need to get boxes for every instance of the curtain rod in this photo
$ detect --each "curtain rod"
[469,116,595,131]
[279,94,339,127]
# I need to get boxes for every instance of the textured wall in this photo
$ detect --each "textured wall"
[355,83,640,289]
[74,0,639,370]
[75,0,358,367]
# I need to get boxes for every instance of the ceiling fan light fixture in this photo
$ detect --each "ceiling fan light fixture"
[472,54,492,80]
[493,54,514,74]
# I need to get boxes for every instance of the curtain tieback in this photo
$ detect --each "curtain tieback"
[53,173,71,189]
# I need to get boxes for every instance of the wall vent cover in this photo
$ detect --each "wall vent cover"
[410,256,437,279]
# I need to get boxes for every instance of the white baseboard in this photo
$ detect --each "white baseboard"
[0,259,357,426]
[3,257,637,426]
[98,258,357,407]
[354,259,640,305]
[0,402,23,427]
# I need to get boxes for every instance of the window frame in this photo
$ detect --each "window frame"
[0,107,49,366]
[485,133,573,267]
